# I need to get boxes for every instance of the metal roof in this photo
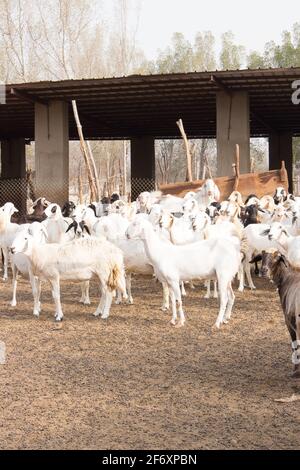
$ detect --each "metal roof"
[1,67,300,140]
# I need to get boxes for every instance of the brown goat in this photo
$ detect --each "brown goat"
[261,251,300,378]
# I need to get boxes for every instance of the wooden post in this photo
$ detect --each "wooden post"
[176,119,193,182]
[233,144,240,191]
[72,100,98,202]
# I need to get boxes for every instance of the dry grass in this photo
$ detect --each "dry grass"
[0,274,299,450]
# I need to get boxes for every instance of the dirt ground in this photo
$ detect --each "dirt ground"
[0,273,299,450]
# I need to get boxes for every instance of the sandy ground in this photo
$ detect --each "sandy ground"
[0,273,299,450]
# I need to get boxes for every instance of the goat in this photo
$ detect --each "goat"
[11,234,127,321]
[260,251,300,378]
[274,187,287,205]
[27,197,50,222]
[261,222,300,270]
[42,203,71,243]
[126,217,240,328]
[61,201,76,218]
[194,179,220,207]
[10,222,48,308]
[0,202,28,280]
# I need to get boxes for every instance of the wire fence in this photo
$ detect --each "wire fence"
[0,176,158,218]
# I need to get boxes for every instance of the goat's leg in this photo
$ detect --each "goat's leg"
[93,284,106,317]
[214,279,229,328]
[172,282,185,328]
[79,281,90,305]
[180,281,187,297]
[10,263,18,307]
[2,247,8,281]
[213,281,218,299]
[204,280,211,299]
[101,291,113,319]
[238,263,245,292]
[29,271,40,317]
[126,273,133,304]
[244,257,256,290]
[115,289,122,305]
[223,283,235,323]
[169,287,177,326]
[288,313,300,378]
[50,278,63,321]
[161,282,169,311]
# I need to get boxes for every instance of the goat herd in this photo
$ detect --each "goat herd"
[1,179,300,378]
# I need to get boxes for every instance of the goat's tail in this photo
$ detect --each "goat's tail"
[107,263,127,296]
[240,235,249,263]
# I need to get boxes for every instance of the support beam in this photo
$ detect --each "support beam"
[130,137,155,200]
[35,101,69,205]
[216,91,250,176]
[269,132,293,192]
[0,138,26,213]
[11,87,48,106]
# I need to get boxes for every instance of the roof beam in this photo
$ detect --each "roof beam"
[10,88,48,106]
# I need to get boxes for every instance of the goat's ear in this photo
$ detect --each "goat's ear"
[292,215,298,225]
[83,224,91,235]
[279,255,289,267]
[66,221,76,233]
[250,254,262,264]
[260,228,270,236]
[282,228,290,237]
[51,205,57,214]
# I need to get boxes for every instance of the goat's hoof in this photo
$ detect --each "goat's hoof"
[291,366,300,379]
[161,306,169,312]
[175,320,185,328]
[213,294,218,299]
[93,311,101,317]
[33,311,40,318]
[54,313,63,322]
[83,300,91,305]
[10,301,17,307]
[213,322,221,329]
[101,314,109,320]
[2,277,7,282]
[127,297,134,305]
[115,300,122,305]
[170,319,177,326]
[238,287,244,292]
[204,294,210,299]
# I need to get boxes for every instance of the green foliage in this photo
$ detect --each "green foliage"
[219,31,245,70]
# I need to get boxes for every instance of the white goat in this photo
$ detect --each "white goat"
[11,235,127,321]
[0,202,28,280]
[10,222,48,308]
[126,218,240,328]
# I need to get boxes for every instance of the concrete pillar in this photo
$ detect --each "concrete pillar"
[35,101,69,205]
[217,91,250,176]
[269,132,293,193]
[130,137,155,200]
[0,138,26,213]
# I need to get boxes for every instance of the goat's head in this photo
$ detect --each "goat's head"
[66,220,90,238]
[44,203,61,219]
[62,201,76,218]
[274,187,287,205]
[260,222,289,241]
[0,202,19,219]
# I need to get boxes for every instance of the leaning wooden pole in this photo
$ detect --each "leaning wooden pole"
[176,118,193,182]
[233,144,240,191]
[72,100,98,202]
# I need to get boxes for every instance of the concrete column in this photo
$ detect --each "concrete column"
[217,91,250,176]
[0,138,26,213]
[269,132,293,192]
[130,137,155,200]
[35,101,69,205]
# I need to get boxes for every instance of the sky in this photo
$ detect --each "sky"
[132,0,300,61]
